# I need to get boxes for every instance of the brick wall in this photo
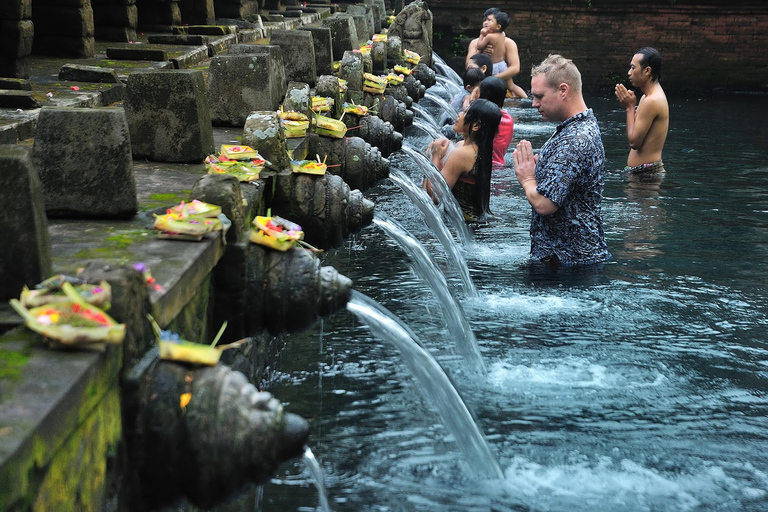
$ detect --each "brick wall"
[429,0,768,92]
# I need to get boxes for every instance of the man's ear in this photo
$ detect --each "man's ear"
[559,83,569,98]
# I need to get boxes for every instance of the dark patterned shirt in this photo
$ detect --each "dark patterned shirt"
[530,109,611,265]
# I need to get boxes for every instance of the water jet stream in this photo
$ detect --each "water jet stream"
[400,145,474,246]
[374,213,485,374]
[347,291,504,481]
[302,446,332,512]
[388,169,477,297]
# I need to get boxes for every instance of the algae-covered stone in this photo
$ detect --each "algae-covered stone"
[339,50,363,92]
[207,52,286,127]
[125,69,214,162]
[269,29,316,86]
[321,14,358,61]
[242,111,291,172]
[0,144,51,300]
[296,25,333,75]
[32,106,137,219]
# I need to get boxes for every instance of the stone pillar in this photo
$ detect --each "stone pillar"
[0,145,51,300]
[91,0,139,42]
[321,14,359,61]
[339,50,364,93]
[269,29,317,86]
[345,4,375,42]
[125,69,215,163]
[242,110,292,172]
[207,49,287,126]
[31,0,95,57]
[32,106,137,219]
[296,25,334,76]
[179,0,215,25]
[0,0,33,78]
[136,0,182,33]
[282,82,311,115]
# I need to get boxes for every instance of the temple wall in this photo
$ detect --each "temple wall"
[430,0,768,92]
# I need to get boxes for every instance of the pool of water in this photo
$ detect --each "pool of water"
[260,89,768,511]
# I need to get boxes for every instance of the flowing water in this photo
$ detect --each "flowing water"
[261,88,768,511]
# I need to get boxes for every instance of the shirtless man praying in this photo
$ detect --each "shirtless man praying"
[615,47,669,174]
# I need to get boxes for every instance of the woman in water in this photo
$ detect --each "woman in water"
[424,98,501,222]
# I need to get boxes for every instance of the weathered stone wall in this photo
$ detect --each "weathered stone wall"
[430,0,768,92]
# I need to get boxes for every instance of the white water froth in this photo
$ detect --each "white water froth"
[501,454,767,511]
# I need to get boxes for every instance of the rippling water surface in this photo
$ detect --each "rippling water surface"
[260,91,768,511]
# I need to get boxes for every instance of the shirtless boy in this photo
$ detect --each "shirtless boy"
[465,9,527,99]
[615,47,669,173]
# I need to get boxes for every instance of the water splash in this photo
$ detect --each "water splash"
[388,169,477,297]
[423,91,460,124]
[432,52,463,86]
[347,291,503,480]
[435,75,464,98]
[400,145,474,245]
[410,103,440,129]
[411,117,444,142]
[303,446,332,512]
[374,213,484,373]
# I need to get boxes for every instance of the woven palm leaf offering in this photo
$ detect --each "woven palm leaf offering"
[403,49,421,65]
[314,114,347,138]
[311,96,334,113]
[393,64,412,75]
[363,73,387,95]
[153,199,225,241]
[10,282,125,349]
[279,109,310,139]
[291,154,328,176]
[148,316,246,366]
[342,102,368,116]
[250,214,304,252]
[385,72,405,86]
[20,275,111,309]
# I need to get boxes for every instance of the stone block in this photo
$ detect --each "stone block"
[0,20,34,59]
[32,106,137,219]
[33,6,94,37]
[58,64,122,83]
[0,55,30,79]
[339,50,363,91]
[242,111,291,172]
[95,26,138,43]
[125,69,214,162]
[207,53,286,127]
[321,14,359,60]
[297,25,334,75]
[33,35,95,58]
[269,29,316,86]
[0,0,32,20]
[345,5,374,42]
[106,46,168,61]
[0,78,32,90]
[92,3,138,26]
[282,82,311,116]
[0,145,51,300]
[0,90,44,109]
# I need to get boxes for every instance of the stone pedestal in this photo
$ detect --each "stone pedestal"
[208,50,287,126]
[269,29,317,86]
[32,106,137,219]
[0,145,51,300]
[125,69,214,162]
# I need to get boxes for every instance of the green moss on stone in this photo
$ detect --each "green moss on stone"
[0,350,30,380]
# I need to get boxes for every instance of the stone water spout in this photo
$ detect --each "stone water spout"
[341,113,402,157]
[246,243,353,334]
[124,359,310,510]
[412,62,437,89]
[305,133,389,191]
[269,171,374,248]
[377,95,414,132]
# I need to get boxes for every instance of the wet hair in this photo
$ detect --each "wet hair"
[483,7,499,18]
[463,67,486,89]
[478,76,507,108]
[491,11,510,31]
[531,54,582,94]
[468,53,493,77]
[463,98,502,217]
[637,47,662,81]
